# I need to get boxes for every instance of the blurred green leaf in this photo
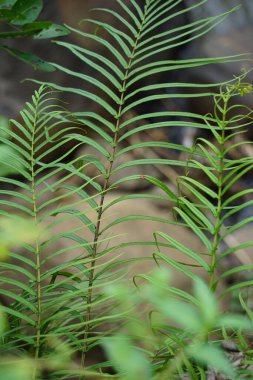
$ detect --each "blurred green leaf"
[0,307,7,336]
[0,213,47,263]
[21,20,51,31]
[219,314,253,331]
[0,360,34,380]
[0,244,9,260]
[188,344,236,379]
[0,115,9,138]
[0,144,24,176]
[11,0,42,25]
[193,278,219,326]
[0,45,56,71]
[0,0,17,7]
[0,8,15,21]
[239,294,253,322]
[0,22,69,40]
[144,175,177,200]
[158,299,202,332]
[104,335,152,380]
[0,215,47,246]
[34,24,69,39]
[0,29,37,38]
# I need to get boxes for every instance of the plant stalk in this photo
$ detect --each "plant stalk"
[31,92,41,380]
[209,94,229,292]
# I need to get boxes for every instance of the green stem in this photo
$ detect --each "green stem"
[31,92,41,380]
[209,94,229,292]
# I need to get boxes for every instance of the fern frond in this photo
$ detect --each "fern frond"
[152,74,253,299]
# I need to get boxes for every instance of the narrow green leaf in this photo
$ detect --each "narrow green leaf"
[223,189,253,207]
[177,180,217,216]
[0,305,36,326]
[178,197,215,234]
[61,185,98,210]
[65,25,127,68]
[119,120,206,140]
[0,262,36,281]
[179,176,217,199]
[154,252,199,281]
[220,242,253,259]
[66,134,110,159]
[112,158,190,173]
[101,215,172,235]
[144,175,177,200]
[0,144,24,176]
[116,0,140,28]
[174,207,213,252]
[30,80,117,116]
[223,280,253,294]
[189,160,218,185]
[51,62,120,103]
[92,8,136,37]
[54,40,123,85]
[220,200,253,224]
[0,289,37,313]
[222,216,253,238]
[155,231,210,270]
[115,141,191,157]
[85,18,134,48]
[122,92,216,116]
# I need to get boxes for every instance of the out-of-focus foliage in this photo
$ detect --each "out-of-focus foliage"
[0,0,69,71]
[104,270,252,380]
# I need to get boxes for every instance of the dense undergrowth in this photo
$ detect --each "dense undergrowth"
[0,1,253,379]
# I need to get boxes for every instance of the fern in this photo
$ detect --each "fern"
[161,74,253,295]
[0,1,252,379]
[145,75,253,377]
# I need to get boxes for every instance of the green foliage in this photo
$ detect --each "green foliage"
[0,1,252,379]
[0,115,24,176]
[0,0,69,70]
[103,270,252,379]
[149,73,253,296]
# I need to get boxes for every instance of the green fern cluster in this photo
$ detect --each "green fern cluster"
[126,76,253,379]
[0,1,252,379]
[148,75,253,295]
